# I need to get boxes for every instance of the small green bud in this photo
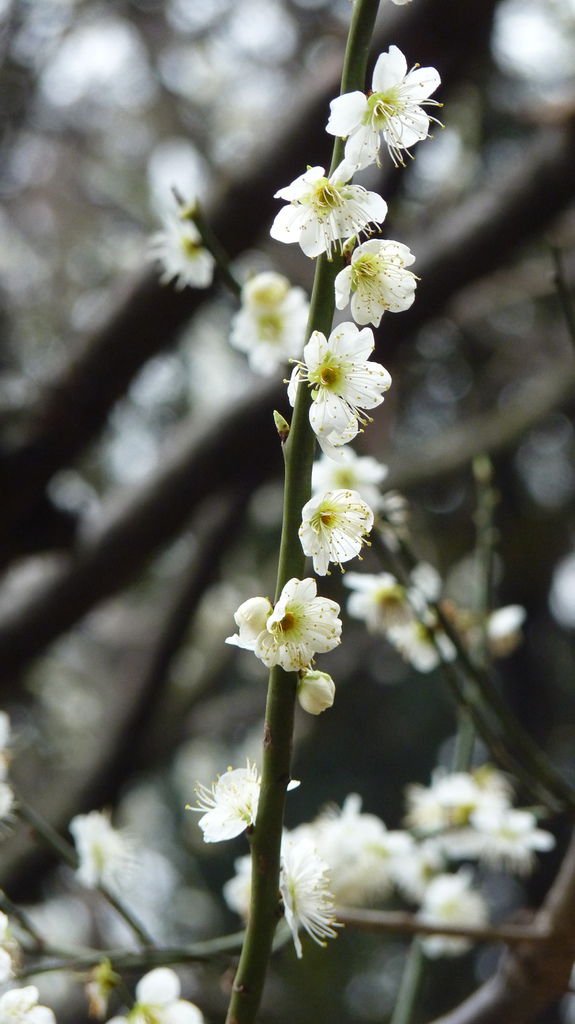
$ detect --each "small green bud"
[273,410,290,443]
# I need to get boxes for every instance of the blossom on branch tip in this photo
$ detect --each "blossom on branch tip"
[326,45,441,169]
[148,212,215,290]
[226,578,342,672]
[69,811,133,891]
[230,271,309,375]
[299,488,373,575]
[287,323,391,460]
[188,761,261,843]
[335,238,417,326]
[105,968,204,1024]
[270,162,387,258]
[297,669,335,715]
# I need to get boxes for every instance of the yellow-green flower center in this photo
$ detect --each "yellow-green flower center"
[180,235,201,259]
[311,178,344,213]
[277,612,296,633]
[257,312,284,342]
[365,88,402,129]
[351,252,381,290]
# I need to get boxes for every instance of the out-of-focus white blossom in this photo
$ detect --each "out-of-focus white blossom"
[312,450,388,510]
[327,45,441,169]
[465,807,555,874]
[188,762,261,843]
[223,854,252,919]
[229,272,309,375]
[345,571,412,631]
[227,578,342,672]
[105,968,204,1024]
[148,212,215,290]
[299,489,373,575]
[405,768,509,834]
[0,986,56,1024]
[69,811,133,891]
[0,711,12,780]
[0,782,14,824]
[279,834,339,959]
[297,669,335,715]
[335,239,417,326]
[392,839,445,903]
[486,605,526,658]
[270,162,387,258]
[301,794,414,905]
[387,614,456,673]
[288,323,391,460]
[419,872,488,957]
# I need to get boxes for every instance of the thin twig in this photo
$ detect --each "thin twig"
[339,907,550,947]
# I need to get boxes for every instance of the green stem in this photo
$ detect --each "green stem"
[16,797,156,948]
[193,205,242,298]
[390,939,425,1024]
[224,5,381,1023]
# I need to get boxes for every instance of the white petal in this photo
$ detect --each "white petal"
[274,167,324,201]
[270,204,306,244]
[326,92,368,137]
[137,968,181,1005]
[334,267,352,310]
[372,46,408,92]
[403,66,441,101]
[344,126,381,171]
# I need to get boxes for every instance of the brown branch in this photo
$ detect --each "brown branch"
[429,832,575,1024]
[338,907,550,948]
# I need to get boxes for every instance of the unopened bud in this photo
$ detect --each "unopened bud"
[297,669,335,715]
[273,410,290,443]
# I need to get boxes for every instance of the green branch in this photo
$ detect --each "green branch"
[224,4,381,1023]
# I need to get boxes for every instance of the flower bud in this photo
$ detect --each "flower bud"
[297,669,335,715]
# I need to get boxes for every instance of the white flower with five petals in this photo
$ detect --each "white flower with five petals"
[418,872,488,958]
[279,835,339,959]
[270,162,387,258]
[335,238,417,326]
[326,45,441,169]
[148,215,215,290]
[188,762,261,843]
[287,323,391,460]
[299,489,374,575]
[69,811,133,891]
[230,272,309,375]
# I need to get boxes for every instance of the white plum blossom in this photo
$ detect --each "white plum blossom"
[279,834,339,959]
[227,578,342,672]
[418,872,488,958]
[326,45,441,169]
[486,605,526,658]
[345,571,412,631]
[270,162,387,258]
[287,323,391,459]
[302,794,414,905]
[223,853,252,919]
[105,968,204,1024]
[405,768,509,835]
[466,807,555,875]
[335,239,417,326]
[148,212,215,291]
[387,613,456,673]
[188,762,261,843]
[297,669,335,715]
[69,811,133,890]
[312,449,388,510]
[299,489,374,575]
[0,986,56,1024]
[392,839,445,903]
[229,272,309,375]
